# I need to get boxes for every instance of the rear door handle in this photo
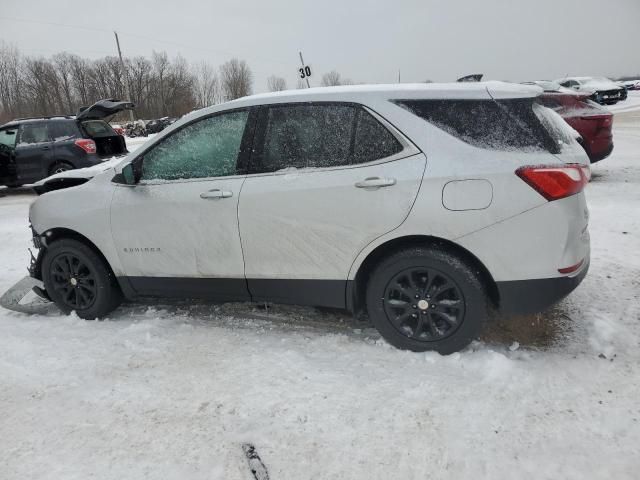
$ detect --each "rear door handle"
[354,177,397,189]
[200,189,233,199]
[41,146,51,150]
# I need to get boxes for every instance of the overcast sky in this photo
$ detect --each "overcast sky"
[1,0,638,93]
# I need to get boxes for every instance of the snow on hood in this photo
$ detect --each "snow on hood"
[32,156,125,186]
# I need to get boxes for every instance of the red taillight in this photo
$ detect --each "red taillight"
[581,114,613,128]
[558,259,584,274]
[75,138,97,154]
[516,164,588,201]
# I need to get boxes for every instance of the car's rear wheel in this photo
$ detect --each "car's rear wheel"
[49,161,74,176]
[365,247,489,354]
[42,238,122,319]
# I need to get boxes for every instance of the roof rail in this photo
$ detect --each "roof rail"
[11,115,75,122]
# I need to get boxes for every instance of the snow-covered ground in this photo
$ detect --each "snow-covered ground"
[1,113,639,480]
[607,90,640,114]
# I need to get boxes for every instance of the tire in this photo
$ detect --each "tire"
[42,238,122,319]
[365,246,489,354]
[48,161,74,176]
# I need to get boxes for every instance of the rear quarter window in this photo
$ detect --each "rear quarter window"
[396,98,558,153]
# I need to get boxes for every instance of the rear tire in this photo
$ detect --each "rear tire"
[42,239,122,319]
[48,161,74,176]
[365,247,489,354]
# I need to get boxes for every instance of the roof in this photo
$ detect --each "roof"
[224,81,542,108]
[2,116,75,128]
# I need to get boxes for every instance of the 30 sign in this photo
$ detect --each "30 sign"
[298,65,312,79]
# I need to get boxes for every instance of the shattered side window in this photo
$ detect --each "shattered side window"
[141,110,248,181]
[261,104,355,171]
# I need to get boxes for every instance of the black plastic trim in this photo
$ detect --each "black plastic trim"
[248,279,349,309]
[120,276,352,309]
[496,261,589,314]
[126,277,251,302]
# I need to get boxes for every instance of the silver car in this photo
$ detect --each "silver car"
[26,82,590,353]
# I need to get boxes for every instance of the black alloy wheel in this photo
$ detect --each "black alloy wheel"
[49,252,97,310]
[42,238,123,319]
[383,266,465,342]
[365,247,489,354]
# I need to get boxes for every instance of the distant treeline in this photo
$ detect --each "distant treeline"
[0,42,359,124]
[0,42,254,123]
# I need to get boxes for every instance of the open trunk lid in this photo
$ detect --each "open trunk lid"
[76,99,134,121]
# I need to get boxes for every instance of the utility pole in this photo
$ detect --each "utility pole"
[114,31,135,122]
[299,51,311,88]
[398,69,401,83]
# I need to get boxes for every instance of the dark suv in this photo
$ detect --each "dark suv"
[0,99,133,187]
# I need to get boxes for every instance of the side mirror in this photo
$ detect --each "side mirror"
[112,162,138,186]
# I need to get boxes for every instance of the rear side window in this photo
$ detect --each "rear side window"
[261,104,355,170]
[49,121,80,141]
[18,123,50,145]
[253,104,403,173]
[397,99,558,152]
[82,120,116,138]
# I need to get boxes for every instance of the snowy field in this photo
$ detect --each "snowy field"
[1,108,639,479]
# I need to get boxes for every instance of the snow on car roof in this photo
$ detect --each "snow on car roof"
[232,81,542,104]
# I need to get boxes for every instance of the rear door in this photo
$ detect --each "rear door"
[238,102,426,307]
[15,122,53,182]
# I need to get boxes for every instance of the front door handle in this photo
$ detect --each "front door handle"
[354,177,397,189]
[41,146,51,150]
[200,189,233,199]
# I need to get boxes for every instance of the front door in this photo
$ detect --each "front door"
[238,103,426,307]
[0,126,18,184]
[110,109,255,301]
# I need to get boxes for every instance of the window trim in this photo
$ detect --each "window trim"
[126,107,257,186]
[246,101,420,178]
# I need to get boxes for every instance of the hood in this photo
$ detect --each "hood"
[579,80,622,91]
[32,156,125,194]
[76,99,135,121]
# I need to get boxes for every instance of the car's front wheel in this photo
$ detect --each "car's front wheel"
[42,238,122,319]
[366,246,489,354]
[49,161,74,176]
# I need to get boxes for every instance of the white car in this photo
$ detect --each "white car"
[23,82,591,353]
[556,77,627,105]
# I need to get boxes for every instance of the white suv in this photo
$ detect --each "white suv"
[26,82,591,353]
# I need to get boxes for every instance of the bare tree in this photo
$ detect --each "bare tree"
[220,58,253,101]
[267,75,287,92]
[193,61,221,108]
[0,43,234,122]
[320,70,352,87]
[296,78,307,89]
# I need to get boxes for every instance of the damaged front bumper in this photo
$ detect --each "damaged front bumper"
[0,276,56,314]
[0,225,55,314]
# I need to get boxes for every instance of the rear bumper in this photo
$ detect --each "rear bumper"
[496,259,589,314]
[586,140,614,163]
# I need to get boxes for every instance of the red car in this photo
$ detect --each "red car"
[527,82,613,163]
